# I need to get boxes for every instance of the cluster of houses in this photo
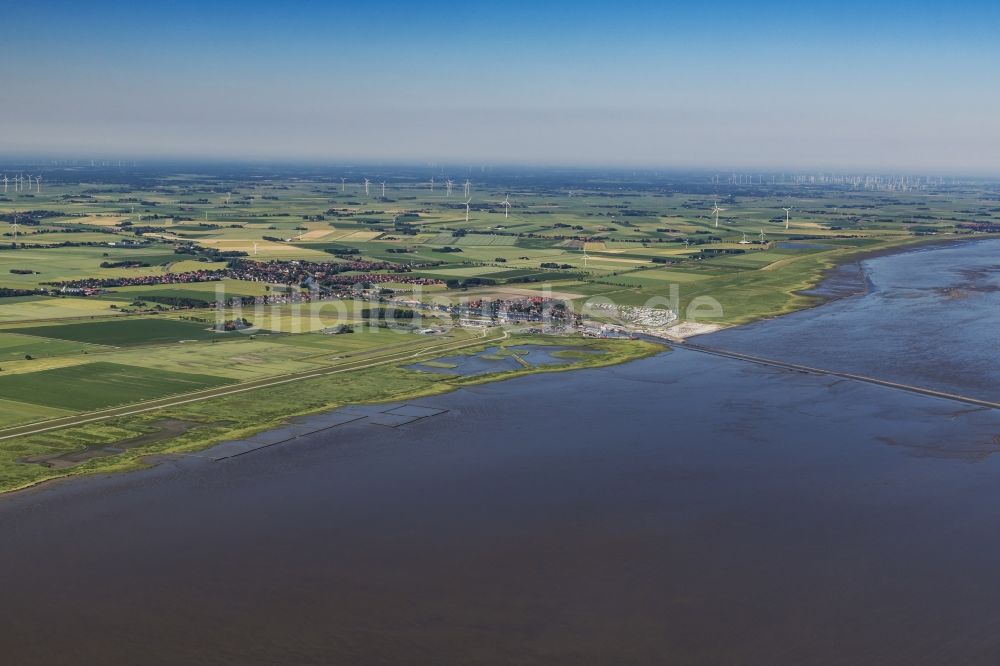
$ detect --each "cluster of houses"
[392,295,579,328]
[45,258,444,297]
[585,302,678,334]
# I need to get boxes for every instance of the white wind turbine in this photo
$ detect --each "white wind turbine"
[782,207,792,230]
[446,179,454,197]
[430,177,435,192]
[464,197,472,223]
[35,175,42,193]
[340,177,346,192]
[501,195,511,219]
[759,228,767,244]
[2,175,7,193]
[712,201,724,228]
[10,214,19,244]
[364,178,371,197]
[253,242,258,256]
[463,179,471,197]
[381,181,386,198]
[583,242,590,268]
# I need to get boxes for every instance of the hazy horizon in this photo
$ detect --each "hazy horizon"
[4,0,998,174]
[0,157,993,180]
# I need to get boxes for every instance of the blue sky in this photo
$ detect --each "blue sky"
[3,1,999,172]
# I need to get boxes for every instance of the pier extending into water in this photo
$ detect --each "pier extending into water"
[678,341,1000,411]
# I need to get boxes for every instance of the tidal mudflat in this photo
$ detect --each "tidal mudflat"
[5,240,1000,665]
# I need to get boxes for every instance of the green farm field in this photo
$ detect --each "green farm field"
[0,164,995,493]
[0,331,103,360]
[0,361,234,411]
[11,317,239,346]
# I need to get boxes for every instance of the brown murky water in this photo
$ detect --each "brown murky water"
[5,241,1000,665]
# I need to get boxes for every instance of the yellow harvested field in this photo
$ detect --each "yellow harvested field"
[0,356,93,376]
[0,297,129,323]
[339,231,382,241]
[75,215,125,227]
[295,229,339,241]
[195,239,330,259]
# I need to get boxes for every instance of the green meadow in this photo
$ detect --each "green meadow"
[0,361,234,411]
[13,317,234,346]
[0,165,992,493]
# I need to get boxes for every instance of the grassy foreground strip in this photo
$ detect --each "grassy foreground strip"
[0,334,663,495]
[0,328,495,442]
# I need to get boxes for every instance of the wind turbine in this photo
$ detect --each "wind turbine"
[340,177,346,193]
[225,192,231,205]
[446,179,454,197]
[583,242,590,268]
[782,207,792,230]
[501,195,511,219]
[463,179,471,197]
[10,214,18,244]
[253,242,259,256]
[712,201,724,228]
[381,181,386,198]
[364,178,371,197]
[35,175,41,193]
[430,177,435,192]
[2,175,7,193]
[759,228,767,244]
[464,197,472,223]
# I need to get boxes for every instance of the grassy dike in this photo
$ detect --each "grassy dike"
[0,335,663,495]
[674,234,978,327]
